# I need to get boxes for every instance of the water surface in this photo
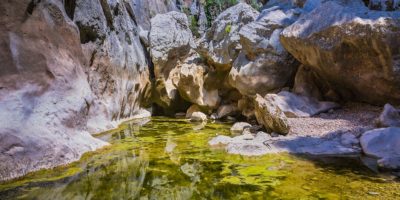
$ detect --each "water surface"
[1,117,400,199]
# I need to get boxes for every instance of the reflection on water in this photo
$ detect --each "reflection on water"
[1,117,400,199]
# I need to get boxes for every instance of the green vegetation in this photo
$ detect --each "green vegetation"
[225,24,232,34]
[1,117,400,199]
[190,15,201,38]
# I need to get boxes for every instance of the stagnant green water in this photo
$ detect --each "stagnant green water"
[1,117,400,199]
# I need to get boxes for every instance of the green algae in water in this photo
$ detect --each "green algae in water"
[1,117,400,199]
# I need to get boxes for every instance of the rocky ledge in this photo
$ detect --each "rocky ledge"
[209,102,400,172]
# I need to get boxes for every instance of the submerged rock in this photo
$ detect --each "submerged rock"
[254,94,290,135]
[265,91,340,118]
[360,127,400,170]
[378,104,400,127]
[281,0,400,105]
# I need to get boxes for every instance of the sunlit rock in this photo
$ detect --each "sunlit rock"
[265,91,340,118]
[149,11,196,109]
[281,0,400,105]
[197,3,259,71]
[254,94,290,135]
[229,6,299,96]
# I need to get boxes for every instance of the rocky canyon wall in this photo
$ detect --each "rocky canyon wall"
[0,0,183,181]
[1,0,400,182]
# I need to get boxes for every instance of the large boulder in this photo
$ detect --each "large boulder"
[265,91,340,118]
[176,53,220,109]
[0,0,107,181]
[360,127,400,170]
[228,7,300,96]
[149,11,196,109]
[197,3,259,71]
[378,104,400,127]
[281,0,400,105]
[253,94,290,135]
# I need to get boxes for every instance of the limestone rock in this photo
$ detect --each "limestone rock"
[378,104,400,127]
[149,11,195,108]
[238,96,256,119]
[360,127,400,170]
[209,135,233,146]
[176,53,220,109]
[253,94,290,135]
[0,0,107,181]
[197,3,259,71]
[217,104,239,119]
[229,7,299,96]
[360,127,400,159]
[186,104,202,118]
[293,65,325,100]
[190,112,208,122]
[265,91,340,118]
[74,0,151,132]
[131,0,178,30]
[210,129,360,156]
[230,122,252,135]
[281,0,400,105]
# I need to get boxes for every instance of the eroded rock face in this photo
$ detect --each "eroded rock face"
[360,127,400,170]
[229,4,300,96]
[253,94,290,134]
[281,0,400,105]
[0,0,107,181]
[176,53,220,109]
[74,0,151,132]
[197,3,259,71]
[149,11,195,109]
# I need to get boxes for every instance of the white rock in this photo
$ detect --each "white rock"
[230,122,252,135]
[190,112,208,122]
[208,135,233,146]
[265,91,340,118]
[360,127,400,159]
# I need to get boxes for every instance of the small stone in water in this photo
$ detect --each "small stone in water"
[368,191,379,195]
